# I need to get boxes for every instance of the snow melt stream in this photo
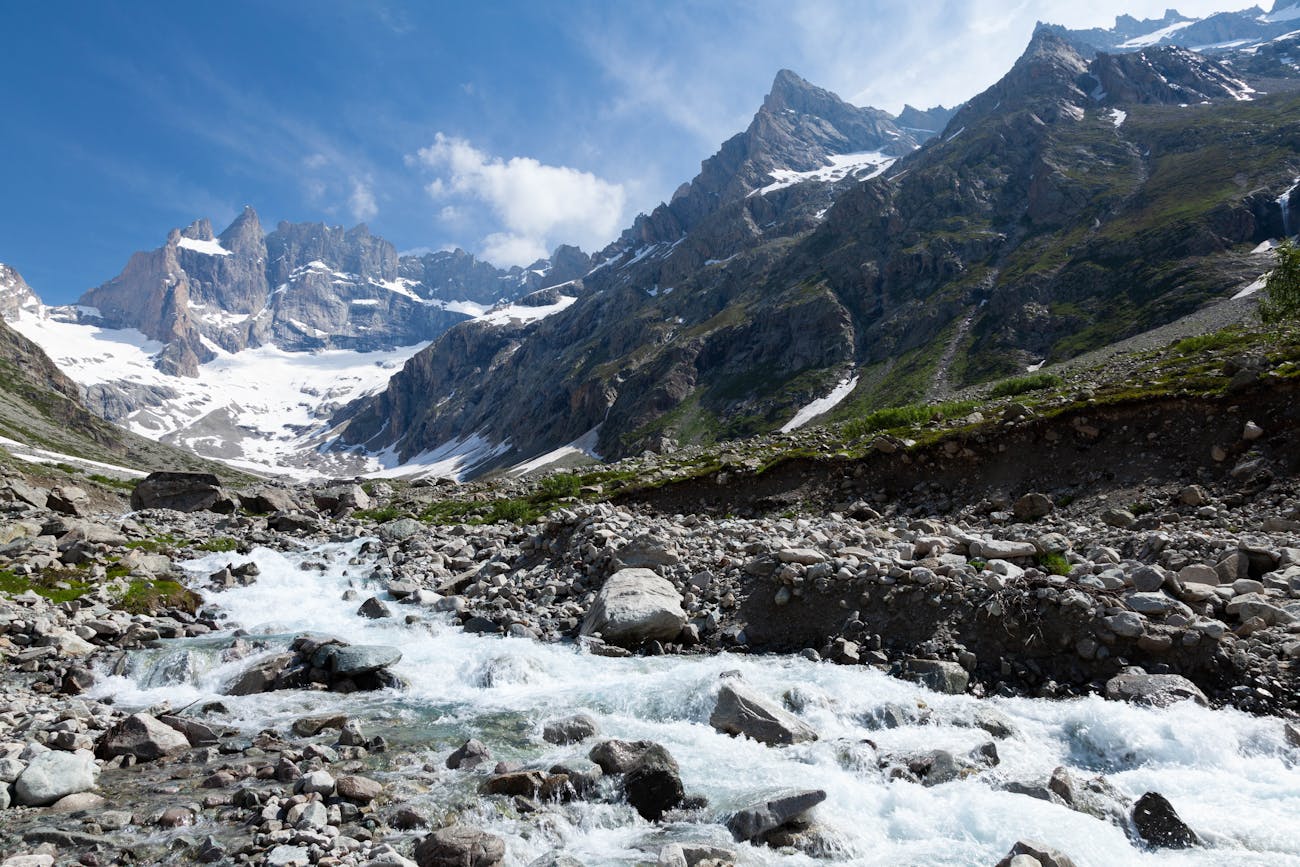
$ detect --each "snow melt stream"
[93,541,1300,866]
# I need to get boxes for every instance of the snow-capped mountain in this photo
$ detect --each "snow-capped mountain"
[1045,2,1300,56]
[0,215,589,478]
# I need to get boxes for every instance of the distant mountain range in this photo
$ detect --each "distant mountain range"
[3,7,1299,481]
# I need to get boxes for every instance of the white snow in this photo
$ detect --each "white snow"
[1233,276,1268,299]
[476,295,576,326]
[1027,361,1046,373]
[367,433,510,481]
[440,299,492,318]
[349,298,381,306]
[1254,240,1280,253]
[946,126,966,142]
[779,375,859,433]
[1262,3,1300,23]
[1118,20,1195,48]
[752,152,894,196]
[7,305,430,479]
[1109,108,1128,128]
[176,237,231,257]
[510,426,603,476]
[0,435,148,477]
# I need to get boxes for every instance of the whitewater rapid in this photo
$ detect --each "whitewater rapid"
[90,540,1300,866]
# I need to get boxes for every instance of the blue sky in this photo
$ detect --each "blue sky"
[1,0,1252,303]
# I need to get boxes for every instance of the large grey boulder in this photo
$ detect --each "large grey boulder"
[903,659,970,694]
[580,568,686,648]
[14,750,98,806]
[317,644,402,677]
[623,743,684,821]
[413,824,506,867]
[97,713,191,762]
[1105,672,1207,708]
[131,472,235,513]
[709,680,818,745]
[726,789,826,842]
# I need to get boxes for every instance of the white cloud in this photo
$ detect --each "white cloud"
[349,177,378,221]
[415,133,626,267]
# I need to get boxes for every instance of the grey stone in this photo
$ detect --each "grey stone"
[543,713,600,745]
[580,568,686,648]
[726,789,826,841]
[97,713,191,762]
[14,750,97,807]
[624,744,684,821]
[903,659,970,694]
[413,825,506,867]
[1105,673,1208,708]
[710,680,819,745]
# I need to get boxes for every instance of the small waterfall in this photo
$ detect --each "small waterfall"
[1281,179,1300,238]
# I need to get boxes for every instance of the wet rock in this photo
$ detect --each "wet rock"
[14,750,98,806]
[589,739,658,774]
[317,644,403,677]
[97,713,192,762]
[265,844,311,867]
[1133,792,1199,849]
[995,840,1079,867]
[131,472,235,513]
[1105,672,1208,708]
[528,855,585,867]
[902,659,969,694]
[225,652,294,695]
[709,680,818,745]
[484,770,546,797]
[580,568,686,648]
[413,824,506,867]
[292,713,348,737]
[543,713,600,745]
[623,743,684,821]
[447,738,492,770]
[358,596,393,619]
[726,789,826,842]
[48,792,106,811]
[298,769,335,795]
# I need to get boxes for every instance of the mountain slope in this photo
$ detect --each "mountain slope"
[0,267,238,478]
[4,213,590,477]
[335,33,1300,478]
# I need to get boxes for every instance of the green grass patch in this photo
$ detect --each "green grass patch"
[117,579,200,615]
[125,533,182,552]
[989,373,1062,398]
[537,473,581,499]
[86,473,136,491]
[352,506,407,523]
[195,537,240,553]
[1038,552,1071,576]
[0,568,94,604]
[1170,326,1251,357]
[842,399,979,441]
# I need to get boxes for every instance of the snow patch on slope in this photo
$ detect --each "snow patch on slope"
[177,237,231,256]
[1118,20,1196,48]
[753,152,894,196]
[7,306,428,479]
[510,426,603,476]
[367,433,510,481]
[780,376,859,433]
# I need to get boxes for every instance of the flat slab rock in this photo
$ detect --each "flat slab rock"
[709,680,818,745]
[1105,672,1208,708]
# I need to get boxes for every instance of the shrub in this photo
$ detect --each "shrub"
[989,373,1062,398]
[1260,240,1300,323]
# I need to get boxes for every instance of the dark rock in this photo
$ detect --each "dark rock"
[1133,792,1199,849]
[726,789,826,842]
[588,739,656,774]
[97,713,191,762]
[357,596,393,619]
[542,713,600,745]
[447,738,492,770]
[995,839,1079,867]
[131,472,235,513]
[225,653,294,695]
[623,743,684,821]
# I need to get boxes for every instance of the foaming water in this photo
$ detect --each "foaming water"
[91,541,1300,866]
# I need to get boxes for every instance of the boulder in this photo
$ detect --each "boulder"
[623,743,684,821]
[1013,493,1054,522]
[1105,673,1208,708]
[709,680,818,745]
[240,486,300,514]
[446,739,492,770]
[315,644,403,677]
[726,789,826,842]
[903,659,970,694]
[225,653,294,696]
[995,840,1079,867]
[413,825,506,867]
[1132,792,1199,849]
[14,750,98,807]
[130,472,235,513]
[580,568,686,648]
[47,485,91,517]
[357,597,394,619]
[543,713,600,745]
[97,713,191,762]
[336,774,383,803]
[589,739,657,774]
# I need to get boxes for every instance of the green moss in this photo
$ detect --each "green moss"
[841,399,980,441]
[125,533,182,553]
[86,473,136,491]
[989,373,1063,398]
[195,537,240,553]
[352,506,407,523]
[118,579,200,615]
[1038,552,1071,576]
[0,568,94,604]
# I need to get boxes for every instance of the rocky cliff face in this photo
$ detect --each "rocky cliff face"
[76,207,589,372]
[1047,2,1300,57]
[335,32,1300,478]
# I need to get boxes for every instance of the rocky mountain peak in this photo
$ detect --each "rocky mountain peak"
[179,218,217,242]
[218,206,265,254]
[0,263,42,320]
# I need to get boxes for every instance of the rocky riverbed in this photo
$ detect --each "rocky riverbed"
[0,461,1298,866]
